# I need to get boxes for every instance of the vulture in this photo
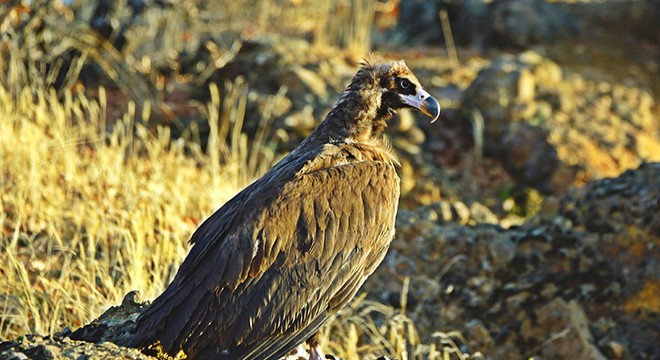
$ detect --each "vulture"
[129,59,440,360]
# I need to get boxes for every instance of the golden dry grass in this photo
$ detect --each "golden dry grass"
[0,84,240,335]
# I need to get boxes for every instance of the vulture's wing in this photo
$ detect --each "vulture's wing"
[132,150,399,360]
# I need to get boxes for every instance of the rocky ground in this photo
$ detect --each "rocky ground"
[1,0,658,359]
[369,163,660,359]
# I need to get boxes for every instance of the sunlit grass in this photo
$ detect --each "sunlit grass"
[0,83,243,338]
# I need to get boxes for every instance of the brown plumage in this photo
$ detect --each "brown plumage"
[128,59,440,360]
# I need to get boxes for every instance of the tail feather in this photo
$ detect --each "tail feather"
[128,283,204,354]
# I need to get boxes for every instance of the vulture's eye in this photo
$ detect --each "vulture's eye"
[399,79,410,89]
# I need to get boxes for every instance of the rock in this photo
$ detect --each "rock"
[604,341,627,359]
[452,201,471,224]
[1,350,28,360]
[0,293,153,358]
[489,0,576,48]
[487,234,516,270]
[567,0,660,44]
[465,320,495,354]
[521,299,606,360]
[0,334,155,360]
[462,51,563,144]
[461,51,660,193]
[394,0,576,48]
[501,122,559,187]
[32,344,61,359]
[395,0,443,45]
[470,201,499,224]
[69,291,145,346]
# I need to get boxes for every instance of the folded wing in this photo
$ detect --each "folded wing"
[130,153,399,360]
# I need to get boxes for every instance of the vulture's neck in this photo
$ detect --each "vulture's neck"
[308,78,389,145]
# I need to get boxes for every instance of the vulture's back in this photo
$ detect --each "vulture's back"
[129,139,400,360]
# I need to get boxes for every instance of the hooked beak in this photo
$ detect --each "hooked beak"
[400,89,441,123]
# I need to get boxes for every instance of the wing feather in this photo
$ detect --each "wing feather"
[130,145,399,360]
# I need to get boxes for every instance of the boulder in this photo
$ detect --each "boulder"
[461,51,660,193]
[488,0,576,48]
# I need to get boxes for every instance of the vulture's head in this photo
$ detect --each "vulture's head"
[326,59,440,141]
[372,60,441,123]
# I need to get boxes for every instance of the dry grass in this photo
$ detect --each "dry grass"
[0,84,239,336]
[313,0,376,56]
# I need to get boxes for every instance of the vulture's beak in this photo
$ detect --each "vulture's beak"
[400,89,441,123]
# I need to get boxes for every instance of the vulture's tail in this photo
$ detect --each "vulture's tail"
[128,281,211,357]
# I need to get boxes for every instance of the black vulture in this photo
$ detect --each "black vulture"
[129,59,440,360]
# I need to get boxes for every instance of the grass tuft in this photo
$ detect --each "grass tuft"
[0,82,245,338]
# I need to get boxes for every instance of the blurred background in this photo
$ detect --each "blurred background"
[1,0,658,359]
